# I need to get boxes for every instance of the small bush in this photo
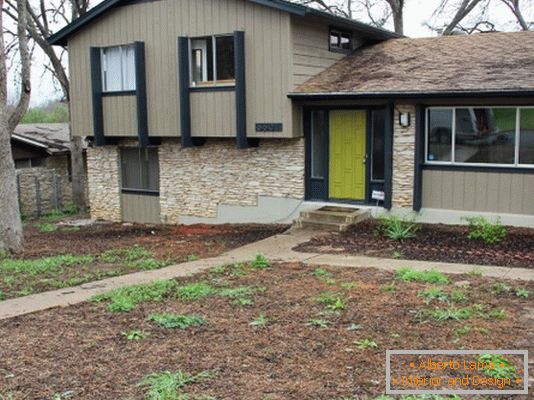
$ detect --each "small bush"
[250,253,270,269]
[396,268,449,284]
[147,313,205,329]
[378,215,419,241]
[464,216,507,245]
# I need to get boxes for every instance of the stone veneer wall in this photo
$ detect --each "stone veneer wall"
[159,138,305,223]
[86,146,122,221]
[392,104,416,209]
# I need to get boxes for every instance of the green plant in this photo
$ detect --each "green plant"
[315,292,345,311]
[306,319,330,328]
[396,268,449,284]
[122,330,149,340]
[138,369,214,400]
[22,103,69,124]
[468,267,483,277]
[417,288,448,304]
[99,245,152,264]
[464,216,507,245]
[62,202,79,216]
[229,262,248,277]
[378,214,419,241]
[515,288,531,298]
[91,280,176,312]
[136,259,171,271]
[147,313,205,329]
[340,282,357,290]
[231,297,254,306]
[347,323,362,331]
[430,306,472,322]
[392,251,404,259]
[488,309,507,320]
[0,254,93,276]
[250,314,270,328]
[478,354,516,379]
[454,325,472,337]
[450,289,467,303]
[187,254,200,262]
[176,282,217,301]
[354,338,378,349]
[250,253,270,269]
[492,282,512,295]
[0,291,4,301]
[37,223,57,233]
[312,268,333,278]
[380,282,397,293]
[209,266,226,274]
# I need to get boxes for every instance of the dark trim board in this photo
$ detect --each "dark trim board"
[190,86,236,93]
[121,189,160,197]
[422,164,534,175]
[382,103,394,209]
[177,36,193,148]
[234,30,249,149]
[134,41,150,147]
[413,104,424,212]
[102,90,137,97]
[90,47,105,146]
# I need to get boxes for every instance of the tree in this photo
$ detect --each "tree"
[0,0,31,252]
[4,0,91,211]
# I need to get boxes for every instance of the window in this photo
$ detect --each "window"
[329,29,352,52]
[371,109,386,181]
[190,35,235,87]
[426,107,534,167]
[311,111,327,179]
[101,45,136,92]
[120,148,159,193]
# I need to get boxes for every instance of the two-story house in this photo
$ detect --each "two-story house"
[49,0,534,227]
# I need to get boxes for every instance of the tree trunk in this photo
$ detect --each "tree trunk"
[71,135,87,211]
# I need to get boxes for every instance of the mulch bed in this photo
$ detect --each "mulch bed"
[0,262,532,399]
[295,220,534,269]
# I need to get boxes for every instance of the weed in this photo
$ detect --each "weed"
[0,255,93,276]
[91,280,176,312]
[396,268,449,284]
[187,254,200,262]
[250,253,270,269]
[122,330,149,340]
[340,282,358,290]
[492,282,512,295]
[42,209,66,222]
[478,354,516,379]
[230,262,248,277]
[378,214,419,241]
[307,319,330,328]
[430,307,472,321]
[217,286,260,298]
[515,288,531,298]
[138,369,214,400]
[464,216,507,245]
[392,251,404,259]
[231,298,254,306]
[312,268,333,278]
[136,258,171,271]
[99,246,152,264]
[417,288,448,304]
[380,282,397,293]
[450,289,467,303]
[37,223,57,233]
[347,323,362,331]
[354,338,378,349]
[454,325,472,337]
[147,313,205,329]
[488,309,507,320]
[209,266,226,274]
[176,283,217,301]
[315,292,345,311]
[62,202,79,216]
[250,314,270,328]
[468,267,483,277]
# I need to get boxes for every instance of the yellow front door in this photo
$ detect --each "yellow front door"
[329,110,366,200]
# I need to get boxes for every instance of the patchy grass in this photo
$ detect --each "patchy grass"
[354,338,378,349]
[91,280,177,312]
[250,253,270,269]
[147,313,206,329]
[396,268,450,284]
[121,330,149,341]
[138,370,214,400]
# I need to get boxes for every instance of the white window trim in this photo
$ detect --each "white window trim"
[425,105,534,169]
[101,44,136,93]
[189,34,235,88]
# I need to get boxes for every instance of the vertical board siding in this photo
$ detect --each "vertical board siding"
[102,96,137,136]
[68,0,295,139]
[121,193,161,224]
[190,91,237,136]
[422,170,534,215]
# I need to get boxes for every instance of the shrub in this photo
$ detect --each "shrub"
[464,216,507,245]
[396,268,449,284]
[378,214,419,241]
[147,313,205,329]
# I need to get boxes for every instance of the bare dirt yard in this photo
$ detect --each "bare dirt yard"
[0,221,286,300]
[0,260,532,399]
[295,219,534,269]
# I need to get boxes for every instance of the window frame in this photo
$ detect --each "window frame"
[120,147,160,195]
[425,106,534,169]
[189,34,235,88]
[100,44,137,93]
[329,28,352,53]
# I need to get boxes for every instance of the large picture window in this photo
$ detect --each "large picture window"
[120,148,159,194]
[101,45,136,92]
[426,107,534,167]
[190,35,235,87]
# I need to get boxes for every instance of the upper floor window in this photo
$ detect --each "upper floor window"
[101,45,136,93]
[329,29,352,52]
[190,35,235,87]
[426,107,534,167]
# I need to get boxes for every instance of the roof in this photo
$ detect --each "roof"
[12,123,76,156]
[290,31,534,98]
[48,0,400,46]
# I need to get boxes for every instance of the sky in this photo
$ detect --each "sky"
[7,0,532,106]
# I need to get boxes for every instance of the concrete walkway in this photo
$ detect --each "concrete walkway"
[1,227,533,320]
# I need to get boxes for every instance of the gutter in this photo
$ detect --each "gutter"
[287,90,534,100]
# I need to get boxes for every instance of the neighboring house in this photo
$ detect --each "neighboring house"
[48,0,534,226]
[12,124,87,216]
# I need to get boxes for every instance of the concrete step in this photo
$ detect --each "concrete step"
[295,218,350,232]
[294,206,371,232]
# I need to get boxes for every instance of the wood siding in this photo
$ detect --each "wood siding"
[422,170,534,215]
[103,95,137,136]
[191,91,236,137]
[121,193,161,223]
[290,16,346,88]
[68,0,296,139]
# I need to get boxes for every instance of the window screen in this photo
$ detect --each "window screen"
[121,148,159,193]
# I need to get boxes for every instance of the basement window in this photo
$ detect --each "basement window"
[329,29,352,52]
[101,45,136,92]
[120,148,159,194]
[190,35,235,87]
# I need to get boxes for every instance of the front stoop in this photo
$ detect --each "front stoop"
[294,206,370,232]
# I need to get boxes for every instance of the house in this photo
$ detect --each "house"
[12,124,87,216]
[48,0,534,227]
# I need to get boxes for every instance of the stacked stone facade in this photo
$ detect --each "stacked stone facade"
[392,104,416,209]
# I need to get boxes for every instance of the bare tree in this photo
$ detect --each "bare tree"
[500,0,531,30]
[0,0,31,253]
[4,0,91,210]
[384,0,404,34]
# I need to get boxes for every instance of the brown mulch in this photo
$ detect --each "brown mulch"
[0,262,532,399]
[295,220,534,269]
